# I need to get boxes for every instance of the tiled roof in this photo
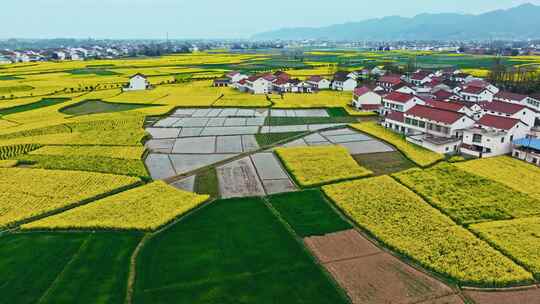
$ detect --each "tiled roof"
[432,90,454,100]
[406,105,465,124]
[384,92,415,103]
[495,91,528,102]
[477,114,523,130]
[461,86,486,95]
[378,75,402,85]
[425,100,466,112]
[386,111,405,123]
[354,86,372,97]
[480,100,527,115]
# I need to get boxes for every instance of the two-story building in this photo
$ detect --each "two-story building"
[331,72,357,91]
[376,74,402,91]
[245,74,275,94]
[381,92,425,114]
[512,138,540,167]
[461,114,530,158]
[480,100,537,127]
[384,104,475,154]
[351,86,382,112]
[307,76,331,90]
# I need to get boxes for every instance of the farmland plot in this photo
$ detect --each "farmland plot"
[323,176,533,287]
[133,197,349,304]
[0,168,140,228]
[393,164,540,224]
[23,181,209,231]
[0,232,141,304]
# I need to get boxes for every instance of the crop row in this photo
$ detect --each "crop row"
[393,163,540,224]
[23,181,210,231]
[0,143,41,160]
[322,176,533,287]
[275,146,372,187]
[0,167,140,228]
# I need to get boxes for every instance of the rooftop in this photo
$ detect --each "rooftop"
[476,114,523,130]
[406,105,466,124]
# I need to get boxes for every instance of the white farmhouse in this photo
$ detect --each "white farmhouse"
[480,100,537,128]
[245,75,275,94]
[331,72,357,91]
[351,86,382,112]
[226,71,248,84]
[461,114,530,158]
[381,92,425,114]
[384,105,475,154]
[124,74,150,91]
[307,76,331,90]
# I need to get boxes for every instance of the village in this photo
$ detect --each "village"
[205,67,540,165]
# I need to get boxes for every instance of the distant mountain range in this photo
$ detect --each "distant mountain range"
[252,3,540,41]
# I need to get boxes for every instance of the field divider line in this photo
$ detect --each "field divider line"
[389,174,538,289]
[11,181,145,230]
[162,125,346,185]
[37,235,92,304]
[322,252,384,266]
[319,189,465,294]
[261,197,352,304]
[125,233,151,304]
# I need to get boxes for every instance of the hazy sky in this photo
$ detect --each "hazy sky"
[1,0,539,39]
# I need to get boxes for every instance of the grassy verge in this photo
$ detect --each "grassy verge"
[0,98,70,117]
[265,116,356,126]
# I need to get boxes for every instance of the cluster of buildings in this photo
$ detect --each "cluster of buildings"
[351,69,540,164]
[0,47,131,63]
[215,68,387,95]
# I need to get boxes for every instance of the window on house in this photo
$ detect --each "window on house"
[514,151,520,157]
[501,137,505,143]
[510,135,514,141]
[445,147,449,152]
[533,158,538,164]
[419,121,426,128]
[472,134,482,143]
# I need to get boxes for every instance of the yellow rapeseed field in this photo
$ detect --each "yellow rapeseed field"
[456,156,540,200]
[271,91,351,109]
[275,146,372,187]
[0,159,17,168]
[470,217,540,278]
[22,181,210,231]
[323,176,533,286]
[0,167,140,228]
[30,145,145,160]
[350,122,443,167]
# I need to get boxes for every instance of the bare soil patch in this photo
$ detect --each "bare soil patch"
[304,229,381,263]
[325,253,454,304]
[418,294,465,304]
[464,288,540,304]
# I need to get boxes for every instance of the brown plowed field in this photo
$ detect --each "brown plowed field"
[305,229,458,304]
[464,287,540,304]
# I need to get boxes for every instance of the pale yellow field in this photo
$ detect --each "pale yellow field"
[22,181,210,231]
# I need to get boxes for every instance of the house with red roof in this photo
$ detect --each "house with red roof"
[382,92,425,114]
[495,91,540,114]
[425,100,474,117]
[408,71,434,86]
[306,76,331,90]
[244,74,275,94]
[479,100,537,127]
[461,114,530,158]
[377,74,403,91]
[226,71,248,84]
[352,86,382,112]
[393,82,416,95]
[384,104,475,154]
[457,85,495,102]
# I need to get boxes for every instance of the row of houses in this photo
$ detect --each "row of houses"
[351,68,540,163]
[216,70,368,95]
